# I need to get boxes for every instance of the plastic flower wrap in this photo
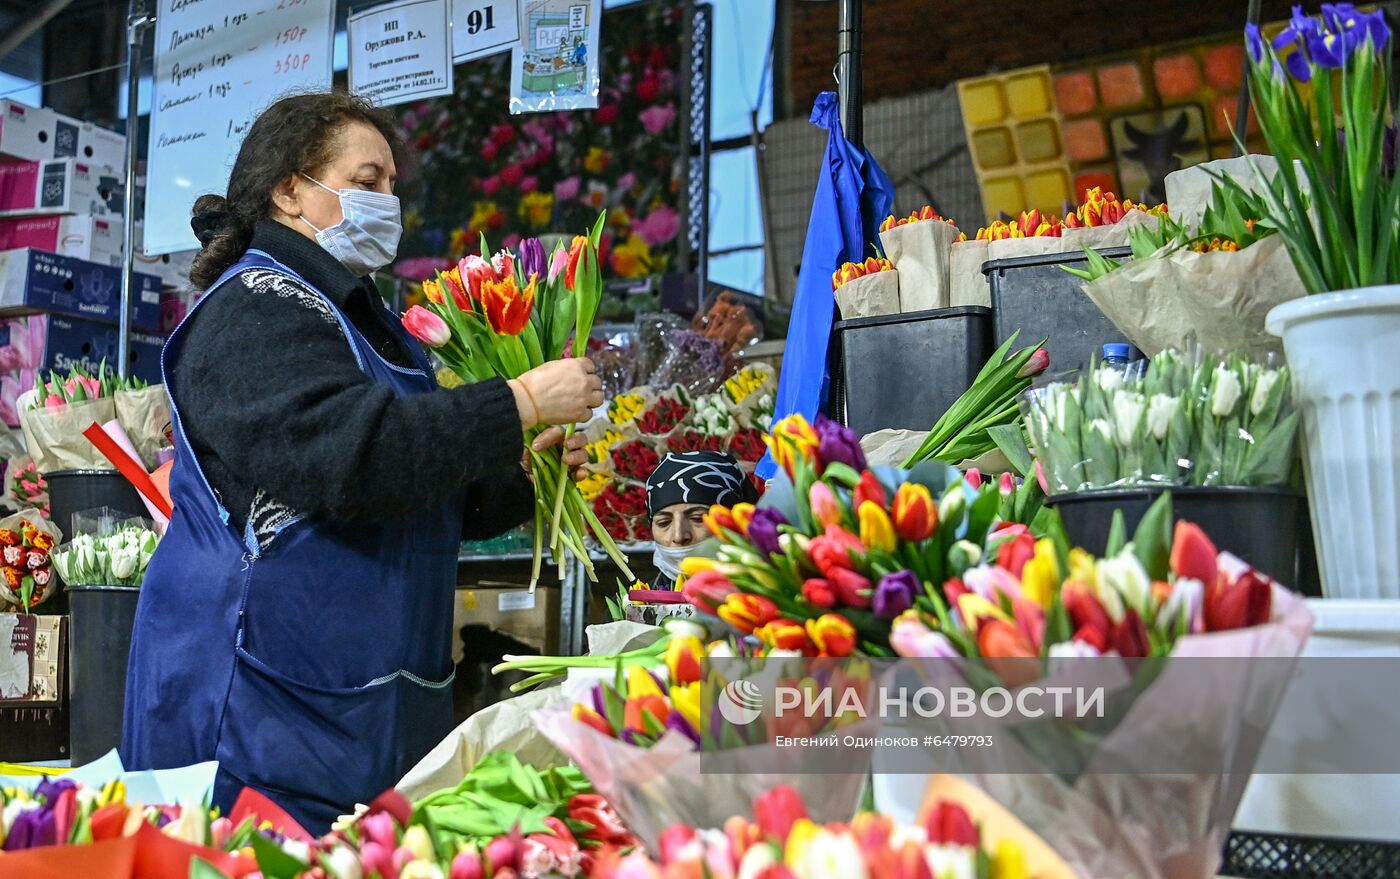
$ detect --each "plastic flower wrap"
[52,526,160,588]
[588,783,1081,879]
[7,458,48,517]
[1024,347,1297,492]
[403,216,635,584]
[722,364,775,408]
[646,329,731,396]
[0,511,58,612]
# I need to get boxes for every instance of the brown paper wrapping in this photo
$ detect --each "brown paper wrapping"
[920,775,1081,879]
[949,239,991,308]
[879,220,959,312]
[20,397,118,473]
[1058,209,1160,253]
[986,236,1074,263]
[835,271,901,320]
[1081,235,1305,359]
[115,386,171,471]
[1164,155,1281,230]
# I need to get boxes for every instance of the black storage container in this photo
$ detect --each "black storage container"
[45,470,147,537]
[67,584,140,764]
[1047,485,1319,595]
[984,247,1132,376]
[833,306,994,436]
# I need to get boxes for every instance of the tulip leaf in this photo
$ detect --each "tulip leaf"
[1132,492,1174,582]
[987,424,1034,476]
[248,829,311,878]
[1105,511,1127,558]
[190,858,230,879]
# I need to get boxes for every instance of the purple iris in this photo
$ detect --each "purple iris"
[1272,6,1320,81]
[1246,23,1268,63]
[747,508,788,558]
[814,415,866,472]
[872,570,919,620]
[518,237,547,282]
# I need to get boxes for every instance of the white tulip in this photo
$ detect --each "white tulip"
[1096,368,1124,392]
[1250,370,1281,417]
[1111,392,1146,446]
[737,842,778,879]
[110,546,138,581]
[1097,549,1151,615]
[1147,394,1178,440]
[790,827,869,879]
[1089,418,1114,444]
[1211,365,1243,417]
[325,845,364,879]
[924,845,977,879]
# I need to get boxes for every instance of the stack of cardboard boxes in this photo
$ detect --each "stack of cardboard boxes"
[0,99,189,427]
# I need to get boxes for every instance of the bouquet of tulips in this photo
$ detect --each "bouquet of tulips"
[832,256,901,319]
[51,524,161,588]
[0,512,58,612]
[591,783,1080,879]
[402,215,631,584]
[878,205,965,312]
[1024,347,1298,492]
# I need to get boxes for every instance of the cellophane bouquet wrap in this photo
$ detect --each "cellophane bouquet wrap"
[0,509,59,612]
[1024,347,1298,492]
[401,216,632,584]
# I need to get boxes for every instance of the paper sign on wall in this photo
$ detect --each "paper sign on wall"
[143,0,336,257]
[349,0,455,107]
[452,0,521,63]
[508,0,601,114]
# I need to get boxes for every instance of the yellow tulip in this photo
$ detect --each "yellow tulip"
[784,817,822,868]
[858,501,897,553]
[671,681,701,729]
[990,838,1029,879]
[1021,538,1061,608]
[1069,547,1098,587]
[626,665,666,700]
[957,592,1012,627]
[680,556,717,577]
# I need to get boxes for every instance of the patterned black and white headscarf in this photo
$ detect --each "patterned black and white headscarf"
[646,452,754,516]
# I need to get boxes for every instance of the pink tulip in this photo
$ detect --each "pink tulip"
[361,811,398,850]
[402,306,451,348]
[520,175,539,193]
[554,176,581,202]
[44,394,65,411]
[808,482,841,529]
[1018,346,1051,378]
[548,248,570,284]
[964,467,982,489]
[360,841,399,879]
[633,207,680,246]
[451,850,485,879]
[616,172,638,193]
[486,834,521,871]
[210,817,233,848]
[481,176,502,196]
[640,103,676,135]
[999,472,1015,494]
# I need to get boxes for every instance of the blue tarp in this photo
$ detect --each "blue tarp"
[759,91,895,478]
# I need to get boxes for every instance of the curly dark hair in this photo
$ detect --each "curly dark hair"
[187,91,404,290]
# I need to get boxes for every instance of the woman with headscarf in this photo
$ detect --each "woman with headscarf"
[644,451,757,589]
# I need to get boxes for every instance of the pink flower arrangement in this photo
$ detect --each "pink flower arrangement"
[639,103,675,135]
[633,208,680,246]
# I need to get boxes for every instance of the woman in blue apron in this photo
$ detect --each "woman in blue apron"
[121,92,603,833]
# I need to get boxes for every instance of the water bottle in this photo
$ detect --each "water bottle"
[1102,342,1135,368]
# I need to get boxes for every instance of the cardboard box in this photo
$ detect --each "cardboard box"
[0,613,68,761]
[454,585,560,654]
[0,249,161,330]
[0,215,122,266]
[0,159,120,217]
[0,100,125,169]
[0,313,164,426]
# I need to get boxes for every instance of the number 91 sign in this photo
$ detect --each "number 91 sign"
[452,0,521,63]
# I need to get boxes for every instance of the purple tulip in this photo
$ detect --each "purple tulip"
[814,415,866,472]
[518,237,546,282]
[591,682,609,719]
[665,709,701,746]
[747,508,788,557]
[3,806,55,851]
[34,778,75,803]
[872,570,919,621]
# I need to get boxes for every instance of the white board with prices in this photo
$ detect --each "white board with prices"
[142,0,336,256]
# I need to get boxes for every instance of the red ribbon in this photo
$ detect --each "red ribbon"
[82,423,173,519]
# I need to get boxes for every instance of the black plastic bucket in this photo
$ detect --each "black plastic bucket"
[833,306,994,436]
[45,470,147,538]
[1046,486,1317,595]
[984,246,1131,376]
[66,584,140,765]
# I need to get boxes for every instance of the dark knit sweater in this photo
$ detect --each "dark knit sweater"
[170,219,534,541]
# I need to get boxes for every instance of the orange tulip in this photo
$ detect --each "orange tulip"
[480,273,534,335]
[757,617,811,651]
[704,505,739,539]
[730,503,756,536]
[891,482,936,542]
[565,235,589,291]
[718,593,780,633]
[624,693,671,732]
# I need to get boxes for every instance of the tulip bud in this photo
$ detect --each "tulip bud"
[402,306,451,348]
[858,501,897,553]
[891,482,936,542]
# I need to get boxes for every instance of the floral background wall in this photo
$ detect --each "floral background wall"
[393,2,686,318]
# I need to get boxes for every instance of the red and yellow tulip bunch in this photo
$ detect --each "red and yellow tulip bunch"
[1062,186,1170,229]
[831,256,895,291]
[976,209,1065,241]
[879,204,959,233]
[401,213,634,585]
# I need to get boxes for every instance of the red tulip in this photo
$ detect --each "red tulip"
[572,704,614,737]
[704,505,739,538]
[977,618,1036,659]
[925,801,978,846]
[806,613,858,657]
[486,834,522,872]
[801,578,838,609]
[718,593,780,633]
[828,567,873,609]
[658,824,697,863]
[458,255,495,302]
[808,525,864,576]
[1171,520,1219,585]
[501,163,525,187]
[891,482,936,542]
[452,850,485,879]
[480,141,499,162]
[1063,582,1111,651]
[1110,607,1150,657]
[996,531,1036,577]
[1205,568,1273,632]
[565,235,589,291]
[683,570,736,614]
[855,471,889,510]
[756,617,810,651]
[402,306,450,348]
[1018,347,1050,378]
[754,786,809,842]
[594,103,620,125]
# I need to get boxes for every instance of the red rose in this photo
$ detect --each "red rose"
[637,75,660,103]
[501,164,525,187]
[594,104,620,125]
[491,124,516,147]
[480,176,501,196]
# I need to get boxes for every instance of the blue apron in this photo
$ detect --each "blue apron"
[121,249,464,833]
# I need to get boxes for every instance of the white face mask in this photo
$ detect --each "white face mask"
[299,173,401,276]
[652,543,694,584]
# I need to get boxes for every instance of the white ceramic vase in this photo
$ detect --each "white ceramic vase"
[1267,287,1400,598]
